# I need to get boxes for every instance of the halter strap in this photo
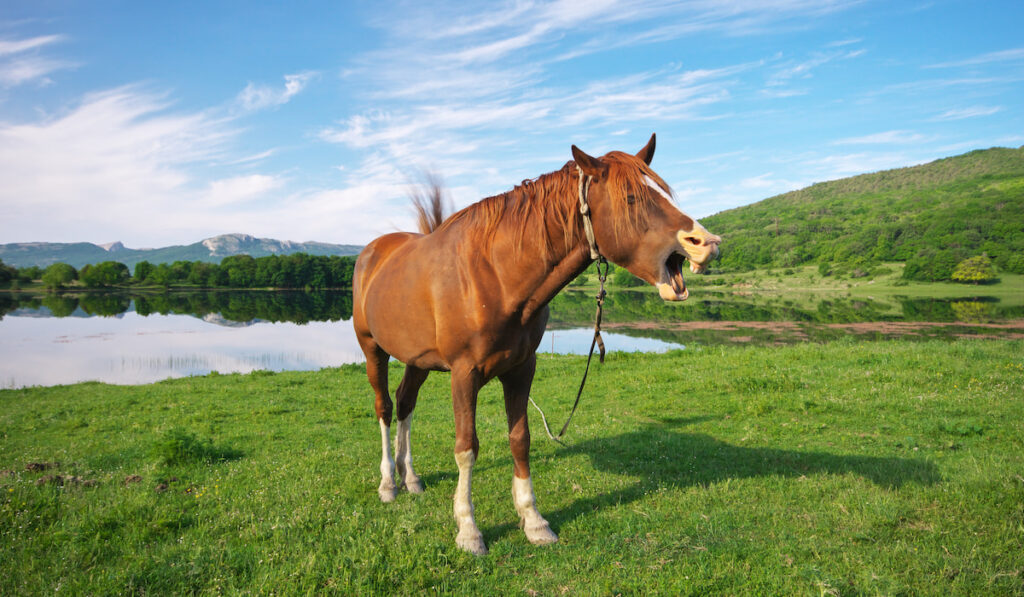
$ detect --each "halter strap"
[528,166,608,443]
[576,164,600,260]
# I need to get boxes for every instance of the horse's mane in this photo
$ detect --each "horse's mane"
[421,152,673,260]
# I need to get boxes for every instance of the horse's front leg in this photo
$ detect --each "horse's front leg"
[500,354,558,546]
[451,366,487,555]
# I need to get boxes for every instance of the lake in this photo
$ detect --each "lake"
[1,289,1021,388]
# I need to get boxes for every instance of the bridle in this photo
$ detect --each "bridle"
[576,164,601,261]
[529,164,609,443]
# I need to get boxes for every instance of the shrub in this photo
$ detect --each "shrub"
[951,255,999,284]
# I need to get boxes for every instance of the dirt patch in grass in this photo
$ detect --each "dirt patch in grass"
[603,319,1024,343]
[35,474,98,487]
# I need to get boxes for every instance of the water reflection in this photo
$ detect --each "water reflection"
[1,310,365,388]
[1,289,1020,389]
[0,290,354,323]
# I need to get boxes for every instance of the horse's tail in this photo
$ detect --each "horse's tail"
[410,173,450,234]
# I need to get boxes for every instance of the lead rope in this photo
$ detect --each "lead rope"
[529,166,607,443]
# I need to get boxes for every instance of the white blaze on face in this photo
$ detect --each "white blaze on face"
[644,175,673,202]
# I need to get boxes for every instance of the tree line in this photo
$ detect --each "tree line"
[0,253,357,290]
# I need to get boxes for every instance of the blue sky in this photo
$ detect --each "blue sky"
[1,1,1022,247]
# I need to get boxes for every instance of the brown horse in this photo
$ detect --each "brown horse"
[352,134,720,555]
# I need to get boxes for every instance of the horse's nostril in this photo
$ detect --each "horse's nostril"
[685,237,701,246]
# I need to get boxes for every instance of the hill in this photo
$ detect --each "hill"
[700,146,1024,280]
[0,234,363,269]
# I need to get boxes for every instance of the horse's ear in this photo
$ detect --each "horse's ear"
[635,133,656,165]
[571,145,609,180]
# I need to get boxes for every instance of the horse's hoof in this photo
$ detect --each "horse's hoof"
[456,531,488,556]
[378,487,397,503]
[525,523,558,546]
[404,478,425,494]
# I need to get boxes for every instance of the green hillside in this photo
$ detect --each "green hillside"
[701,146,1024,280]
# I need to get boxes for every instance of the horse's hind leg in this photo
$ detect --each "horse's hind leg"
[499,355,558,546]
[360,338,397,502]
[394,365,429,494]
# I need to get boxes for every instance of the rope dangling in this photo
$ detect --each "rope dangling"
[530,164,609,443]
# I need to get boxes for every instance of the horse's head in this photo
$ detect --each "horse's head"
[571,134,720,301]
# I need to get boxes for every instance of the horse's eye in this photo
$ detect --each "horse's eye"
[626,194,636,204]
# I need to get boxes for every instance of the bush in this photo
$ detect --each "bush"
[951,255,999,284]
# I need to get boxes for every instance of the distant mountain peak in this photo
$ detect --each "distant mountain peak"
[99,241,126,252]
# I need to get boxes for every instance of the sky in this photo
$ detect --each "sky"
[1,1,1022,248]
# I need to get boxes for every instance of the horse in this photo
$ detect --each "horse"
[352,134,721,555]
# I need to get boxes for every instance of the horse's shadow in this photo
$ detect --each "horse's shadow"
[483,415,941,543]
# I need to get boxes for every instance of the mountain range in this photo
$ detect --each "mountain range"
[0,233,363,269]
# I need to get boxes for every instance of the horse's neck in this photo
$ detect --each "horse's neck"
[497,191,590,324]
[516,244,591,325]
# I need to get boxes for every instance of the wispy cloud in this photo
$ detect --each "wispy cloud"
[832,130,932,145]
[926,47,1024,69]
[236,72,316,111]
[766,48,865,87]
[0,86,236,241]
[204,174,284,207]
[932,105,1003,121]
[0,33,73,86]
[0,34,65,55]
[805,152,920,177]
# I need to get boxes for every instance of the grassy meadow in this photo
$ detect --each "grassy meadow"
[2,339,1023,595]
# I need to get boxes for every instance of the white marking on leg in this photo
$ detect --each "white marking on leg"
[512,475,558,545]
[453,449,487,555]
[378,419,397,503]
[394,415,423,493]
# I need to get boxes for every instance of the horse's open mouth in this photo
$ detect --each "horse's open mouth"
[657,252,689,301]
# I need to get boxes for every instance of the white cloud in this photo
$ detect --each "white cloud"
[933,105,1002,121]
[236,72,316,111]
[926,47,1024,69]
[805,152,919,177]
[204,174,284,207]
[766,48,865,87]
[832,130,931,145]
[0,34,65,56]
[0,33,72,87]
[0,86,235,243]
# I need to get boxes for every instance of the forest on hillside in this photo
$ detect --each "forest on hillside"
[700,147,1024,281]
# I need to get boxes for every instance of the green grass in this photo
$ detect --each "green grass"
[2,340,1023,595]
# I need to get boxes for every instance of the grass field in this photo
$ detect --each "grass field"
[2,339,1023,595]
